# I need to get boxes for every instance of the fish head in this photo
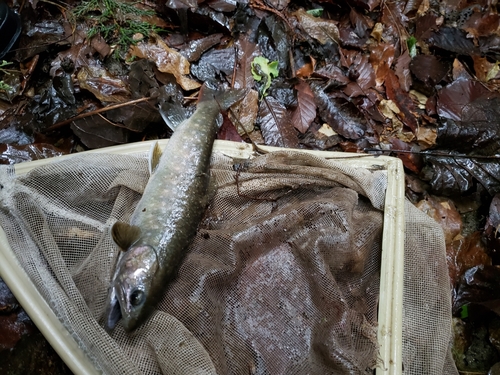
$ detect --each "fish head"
[105,244,159,332]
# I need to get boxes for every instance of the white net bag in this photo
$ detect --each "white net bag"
[0,145,458,374]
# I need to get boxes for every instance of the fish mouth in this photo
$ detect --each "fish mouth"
[105,292,122,332]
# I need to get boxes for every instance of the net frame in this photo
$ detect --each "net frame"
[0,140,420,374]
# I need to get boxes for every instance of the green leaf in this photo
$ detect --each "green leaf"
[251,56,279,98]
[306,8,323,17]
[407,36,417,58]
[460,304,469,319]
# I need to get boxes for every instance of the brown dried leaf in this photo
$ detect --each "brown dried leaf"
[415,195,462,245]
[180,33,223,62]
[343,54,376,97]
[229,89,259,136]
[296,56,316,78]
[369,42,395,87]
[436,78,490,121]
[77,66,130,103]
[462,13,500,39]
[234,37,260,89]
[410,55,449,85]
[258,97,299,148]
[447,232,492,288]
[130,35,201,91]
[217,112,244,142]
[293,9,339,45]
[311,83,367,140]
[71,116,130,149]
[291,80,316,134]
[385,69,418,131]
[394,50,412,92]
[472,55,500,83]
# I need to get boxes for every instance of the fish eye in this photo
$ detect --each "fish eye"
[130,289,145,307]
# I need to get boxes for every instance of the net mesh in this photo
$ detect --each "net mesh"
[0,149,458,374]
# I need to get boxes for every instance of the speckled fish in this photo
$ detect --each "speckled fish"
[104,85,245,332]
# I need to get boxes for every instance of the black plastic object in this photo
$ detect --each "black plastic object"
[0,2,21,59]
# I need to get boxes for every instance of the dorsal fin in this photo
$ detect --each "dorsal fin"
[111,222,141,251]
[148,141,163,175]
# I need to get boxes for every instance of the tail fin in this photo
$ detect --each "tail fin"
[198,84,247,110]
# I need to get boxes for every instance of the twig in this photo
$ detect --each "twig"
[45,97,153,131]
[364,148,500,159]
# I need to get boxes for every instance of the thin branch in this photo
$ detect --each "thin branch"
[364,148,500,159]
[45,97,153,131]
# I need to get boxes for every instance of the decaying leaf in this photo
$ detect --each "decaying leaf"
[257,96,299,148]
[0,142,71,164]
[426,27,477,55]
[436,78,491,122]
[291,80,316,133]
[385,69,418,132]
[447,232,492,288]
[311,83,367,140]
[369,42,395,87]
[416,194,462,245]
[217,112,244,142]
[421,154,500,195]
[436,96,500,155]
[410,54,449,85]
[180,33,223,62]
[191,47,236,82]
[293,8,339,45]
[130,35,201,91]
[453,265,500,316]
[234,38,260,89]
[342,54,376,97]
[71,116,130,149]
[77,66,130,103]
[229,89,259,136]
[485,194,500,263]
[105,101,161,132]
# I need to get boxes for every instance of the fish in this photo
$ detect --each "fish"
[104,85,245,332]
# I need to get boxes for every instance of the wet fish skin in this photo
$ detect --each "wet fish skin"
[105,86,244,332]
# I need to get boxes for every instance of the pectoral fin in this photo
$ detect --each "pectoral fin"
[111,222,141,250]
[148,141,162,175]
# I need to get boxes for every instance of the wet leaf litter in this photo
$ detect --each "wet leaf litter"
[1,0,500,373]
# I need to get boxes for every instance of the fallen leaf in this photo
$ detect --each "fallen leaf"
[385,69,418,132]
[130,35,201,91]
[447,232,492,288]
[369,42,395,87]
[217,112,244,142]
[436,95,500,155]
[415,194,463,245]
[293,8,339,45]
[257,96,299,148]
[485,194,500,263]
[296,56,316,78]
[191,47,236,83]
[291,80,316,133]
[229,89,259,136]
[180,33,223,62]
[77,66,130,103]
[234,37,260,89]
[311,83,367,140]
[71,116,130,149]
[453,265,500,316]
[426,27,478,55]
[343,54,376,97]
[410,55,449,85]
[416,126,437,149]
[394,49,412,92]
[421,153,500,195]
